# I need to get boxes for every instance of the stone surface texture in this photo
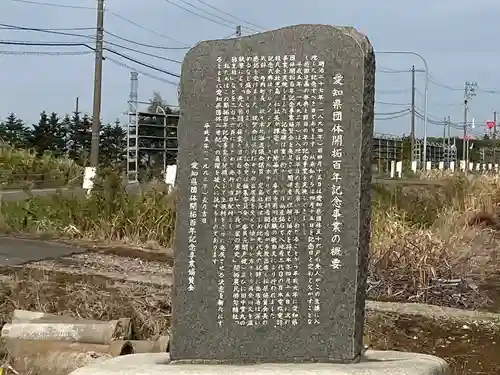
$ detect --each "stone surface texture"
[68,351,450,375]
[172,24,376,363]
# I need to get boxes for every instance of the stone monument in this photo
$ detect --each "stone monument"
[68,24,450,375]
[172,24,374,364]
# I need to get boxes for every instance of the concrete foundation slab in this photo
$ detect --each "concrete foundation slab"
[68,350,449,375]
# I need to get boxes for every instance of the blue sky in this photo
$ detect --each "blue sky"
[2,0,500,139]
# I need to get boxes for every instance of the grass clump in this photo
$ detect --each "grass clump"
[0,144,82,189]
[0,168,176,248]
[370,172,500,308]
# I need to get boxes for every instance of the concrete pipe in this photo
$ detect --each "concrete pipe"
[108,335,169,354]
[11,310,103,324]
[1,318,132,344]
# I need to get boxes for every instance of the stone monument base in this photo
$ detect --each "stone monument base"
[69,350,449,375]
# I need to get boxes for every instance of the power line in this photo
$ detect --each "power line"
[0,41,93,48]
[105,41,182,64]
[416,106,461,126]
[9,0,94,9]
[173,0,259,33]
[375,100,410,106]
[377,88,411,94]
[476,87,500,95]
[0,26,95,31]
[413,88,462,107]
[106,10,189,47]
[105,56,178,86]
[377,91,463,108]
[0,41,180,78]
[0,23,184,64]
[377,67,411,74]
[0,49,92,56]
[103,30,188,51]
[375,111,410,120]
[428,74,462,91]
[0,22,94,38]
[377,65,426,74]
[8,0,190,47]
[428,73,500,95]
[0,23,187,50]
[161,0,236,30]
[414,110,462,129]
[2,35,182,63]
[374,109,410,116]
[104,48,180,77]
[191,0,264,30]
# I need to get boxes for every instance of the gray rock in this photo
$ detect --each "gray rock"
[172,24,376,364]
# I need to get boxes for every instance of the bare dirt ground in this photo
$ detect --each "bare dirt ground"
[0,242,498,375]
[21,252,173,287]
[0,248,173,340]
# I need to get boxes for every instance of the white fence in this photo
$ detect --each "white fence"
[387,160,499,178]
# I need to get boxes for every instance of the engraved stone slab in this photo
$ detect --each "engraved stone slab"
[172,24,375,364]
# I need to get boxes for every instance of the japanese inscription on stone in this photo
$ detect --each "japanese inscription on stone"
[172,24,375,364]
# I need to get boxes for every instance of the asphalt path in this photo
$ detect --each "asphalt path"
[0,182,151,201]
[0,236,86,266]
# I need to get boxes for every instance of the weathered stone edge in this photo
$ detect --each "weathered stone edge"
[366,300,500,324]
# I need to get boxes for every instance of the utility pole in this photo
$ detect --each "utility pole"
[447,115,451,146]
[494,111,498,162]
[463,84,468,163]
[66,97,79,157]
[443,116,449,165]
[463,81,477,167]
[410,65,416,162]
[443,117,447,147]
[236,25,242,37]
[90,0,105,168]
[494,111,497,139]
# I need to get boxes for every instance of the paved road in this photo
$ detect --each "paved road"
[0,183,150,201]
[0,236,85,266]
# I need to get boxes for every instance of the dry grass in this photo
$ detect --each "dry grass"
[0,266,172,374]
[0,169,176,249]
[0,144,82,189]
[1,170,499,310]
[0,267,171,340]
[370,172,500,308]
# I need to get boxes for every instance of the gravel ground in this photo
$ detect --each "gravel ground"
[21,252,173,286]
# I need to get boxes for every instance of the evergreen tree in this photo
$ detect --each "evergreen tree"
[67,110,91,165]
[0,121,7,142]
[60,114,72,155]
[29,111,51,154]
[4,113,27,148]
[100,120,126,167]
[28,112,66,156]
[67,109,81,161]
[48,112,66,156]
